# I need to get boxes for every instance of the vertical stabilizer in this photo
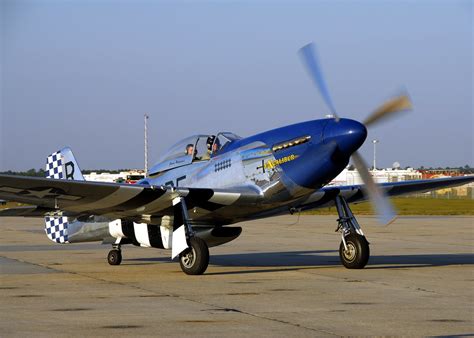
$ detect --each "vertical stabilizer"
[45,147,84,180]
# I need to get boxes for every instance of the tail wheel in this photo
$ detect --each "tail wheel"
[108,249,122,266]
[339,234,370,269]
[179,237,209,275]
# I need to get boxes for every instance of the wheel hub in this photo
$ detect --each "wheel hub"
[181,248,196,268]
[343,242,356,262]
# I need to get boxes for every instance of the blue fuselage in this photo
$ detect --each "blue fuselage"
[145,118,367,224]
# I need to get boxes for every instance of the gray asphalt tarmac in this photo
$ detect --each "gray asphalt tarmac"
[1,215,473,337]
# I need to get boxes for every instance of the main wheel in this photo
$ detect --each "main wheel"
[179,237,209,275]
[108,249,122,265]
[339,234,370,269]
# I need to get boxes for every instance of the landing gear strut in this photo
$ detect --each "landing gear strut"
[335,196,370,269]
[173,197,210,275]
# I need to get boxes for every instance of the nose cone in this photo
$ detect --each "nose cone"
[323,118,367,155]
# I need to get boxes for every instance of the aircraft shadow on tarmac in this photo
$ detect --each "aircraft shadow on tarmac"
[127,250,474,274]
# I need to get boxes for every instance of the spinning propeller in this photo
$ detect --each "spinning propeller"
[298,43,413,225]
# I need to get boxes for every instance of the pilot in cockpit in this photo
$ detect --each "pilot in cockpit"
[200,136,215,160]
[186,144,194,156]
[212,138,221,154]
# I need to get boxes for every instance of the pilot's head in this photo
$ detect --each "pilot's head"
[212,138,221,152]
[186,144,194,155]
[206,136,216,153]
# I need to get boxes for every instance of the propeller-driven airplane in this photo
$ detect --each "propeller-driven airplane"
[1,43,472,275]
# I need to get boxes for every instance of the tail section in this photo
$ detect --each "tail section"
[45,147,84,180]
[44,147,83,243]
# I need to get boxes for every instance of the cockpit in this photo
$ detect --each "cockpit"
[148,132,242,175]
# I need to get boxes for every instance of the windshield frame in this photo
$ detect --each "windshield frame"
[211,132,242,156]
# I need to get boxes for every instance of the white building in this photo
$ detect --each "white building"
[84,170,145,183]
[329,167,422,186]
[83,172,122,183]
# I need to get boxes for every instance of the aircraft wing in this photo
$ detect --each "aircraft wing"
[0,174,261,219]
[298,176,474,210]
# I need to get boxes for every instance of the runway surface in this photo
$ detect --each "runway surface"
[1,215,473,337]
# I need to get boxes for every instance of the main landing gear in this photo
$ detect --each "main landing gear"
[179,237,209,275]
[107,243,122,266]
[335,196,370,269]
[175,197,210,275]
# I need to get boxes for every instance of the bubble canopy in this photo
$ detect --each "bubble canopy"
[149,132,242,175]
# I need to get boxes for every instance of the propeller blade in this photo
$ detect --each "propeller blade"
[363,94,412,128]
[298,43,338,118]
[351,151,396,225]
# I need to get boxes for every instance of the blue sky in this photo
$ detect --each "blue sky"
[1,0,472,171]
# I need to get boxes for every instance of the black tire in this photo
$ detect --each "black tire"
[339,234,370,269]
[108,249,122,266]
[179,237,209,275]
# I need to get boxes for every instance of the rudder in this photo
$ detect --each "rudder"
[45,147,84,180]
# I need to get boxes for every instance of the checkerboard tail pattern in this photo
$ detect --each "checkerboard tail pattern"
[46,151,64,179]
[44,215,69,243]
